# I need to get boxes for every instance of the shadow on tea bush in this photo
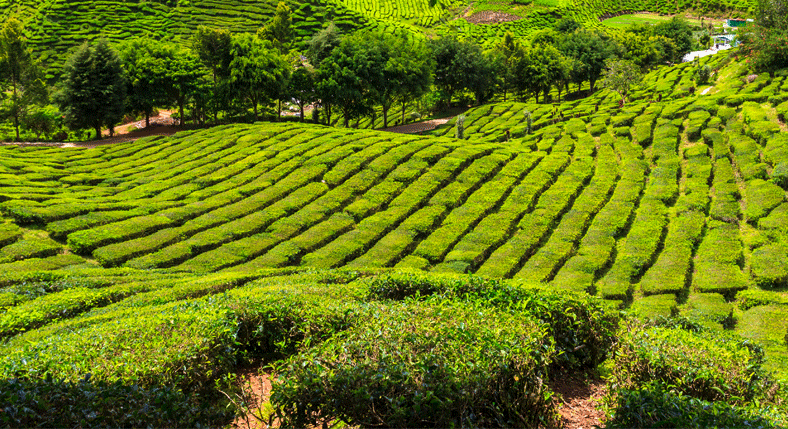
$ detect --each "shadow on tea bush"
[0,374,232,428]
[605,381,785,428]
[366,271,620,369]
[607,321,774,404]
[271,301,558,428]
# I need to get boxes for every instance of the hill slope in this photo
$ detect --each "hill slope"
[1,0,756,77]
[2,51,788,373]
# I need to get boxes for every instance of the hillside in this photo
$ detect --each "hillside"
[2,47,788,375]
[1,0,756,78]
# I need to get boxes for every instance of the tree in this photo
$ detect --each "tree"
[161,44,207,125]
[56,40,126,139]
[229,34,289,121]
[259,1,293,54]
[431,37,488,108]
[316,32,382,127]
[307,22,341,66]
[392,39,433,125]
[756,0,788,30]
[358,32,433,128]
[601,59,641,106]
[653,18,694,62]
[119,38,166,128]
[558,30,615,92]
[22,104,59,140]
[192,26,232,119]
[742,0,788,77]
[495,33,520,101]
[614,30,674,69]
[288,64,316,121]
[0,18,46,141]
[92,40,127,136]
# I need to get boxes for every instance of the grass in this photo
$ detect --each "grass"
[602,13,725,30]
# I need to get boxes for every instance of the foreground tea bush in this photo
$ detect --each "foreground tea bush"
[605,381,785,428]
[608,322,772,403]
[367,271,620,369]
[0,375,231,428]
[271,301,557,428]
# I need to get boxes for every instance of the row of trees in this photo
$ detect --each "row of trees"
[3,4,782,141]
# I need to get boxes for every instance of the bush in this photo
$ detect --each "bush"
[0,376,231,428]
[773,162,788,189]
[605,381,784,428]
[271,302,558,428]
[607,324,771,403]
[366,271,620,368]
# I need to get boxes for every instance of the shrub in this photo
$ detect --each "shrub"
[751,244,788,289]
[607,324,771,403]
[0,376,232,428]
[271,301,558,428]
[773,162,788,189]
[367,271,620,369]
[605,381,784,429]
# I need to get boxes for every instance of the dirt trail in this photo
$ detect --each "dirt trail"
[383,117,452,134]
[103,109,176,136]
[1,110,187,148]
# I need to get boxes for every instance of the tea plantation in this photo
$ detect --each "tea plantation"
[1,44,788,425]
[1,0,755,77]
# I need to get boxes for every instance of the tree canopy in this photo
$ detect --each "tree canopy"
[55,40,126,139]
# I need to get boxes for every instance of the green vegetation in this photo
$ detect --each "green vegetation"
[2,0,788,426]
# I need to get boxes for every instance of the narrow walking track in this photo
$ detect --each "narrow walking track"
[383,117,452,134]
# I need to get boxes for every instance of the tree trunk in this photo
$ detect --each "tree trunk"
[109,124,115,137]
[299,103,305,122]
[277,99,281,122]
[343,113,349,128]
[145,111,150,128]
[383,106,388,129]
[212,67,219,122]
[401,100,407,124]
[253,100,259,122]
[13,112,19,142]
[12,82,19,141]
[94,125,102,140]
[179,96,185,126]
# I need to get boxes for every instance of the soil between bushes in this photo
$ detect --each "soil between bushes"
[231,370,607,428]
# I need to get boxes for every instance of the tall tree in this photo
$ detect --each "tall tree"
[119,39,165,128]
[359,32,433,128]
[0,18,46,141]
[259,1,293,54]
[162,44,207,125]
[316,32,382,127]
[431,37,487,108]
[653,18,694,62]
[495,32,520,101]
[192,26,232,120]
[287,64,316,121]
[558,30,614,92]
[742,0,788,77]
[307,22,341,66]
[56,40,126,139]
[601,59,641,106]
[229,34,289,121]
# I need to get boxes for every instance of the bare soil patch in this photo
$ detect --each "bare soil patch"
[552,373,607,429]
[384,117,453,134]
[465,10,522,24]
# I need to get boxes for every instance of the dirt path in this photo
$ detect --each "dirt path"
[552,373,607,429]
[383,117,453,134]
[1,110,189,148]
[103,110,176,137]
[231,370,607,429]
